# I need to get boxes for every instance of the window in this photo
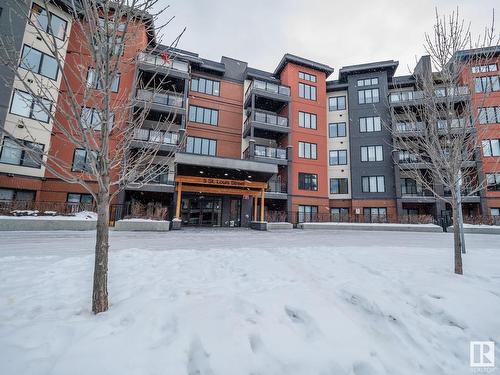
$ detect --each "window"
[298,111,317,129]
[134,128,178,144]
[298,205,318,223]
[478,106,500,124]
[81,107,114,130]
[30,3,67,40]
[491,208,500,217]
[472,64,498,73]
[361,145,383,162]
[0,188,35,202]
[357,78,378,87]
[362,176,385,193]
[188,105,218,126]
[298,141,317,159]
[67,193,93,204]
[401,178,418,195]
[20,45,58,80]
[398,150,418,163]
[98,17,127,32]
[329,150,348,165]
[486,174,500,191]
[298,173,318,191]
[330,208,349,222]
[191,77,220,96]
[482,139,500,157]
[86,68,120,92]
[359,116,381,132]
[299,71,316,82]
[475,76,500,93]
[329,122,346,138]
[10,90,52,123]
[0,138,44,168]
[299,82,316,100]
[364,207,387,223]
[358,88,379,104]
[328,96,346,111]
[186,136,217,156]
[330,178,348,194]
[72,149,97,172]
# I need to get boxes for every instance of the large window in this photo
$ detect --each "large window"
[188,105,218,126]
[298,173,318,191]
[186,136,216,156]
[191,77,220,96]
[329,150,348,165]
[9,90,52,123]
[364,207,387,223]
[298,111,317,129]
[482,139,500,157]
[0,138,44,168]
[72,149,96,172]
[81,107,114,130]
[20,45,58,80]
[86,68,120,92]
[329,122,346,138]
[67,193,93,204]
[298,141,317,159]
[486,173,500,191]
[357,78,378,87]
[478,107,500,124]
[475,76,500,93]
[362,176,385,193]
[299,71,316,82]
[358,88,380,104]
[328,96,346,111]
[0,188,36,202]
[330,208,349,222]
[401,178,418,195]
[298,205,318,223]
[330,178,348,194]
[30,3,67,40]
[359,116,381,132]
[299,83,317,100]
[472,64,498,73]
[361,145,383,162]
[492,208,500,217]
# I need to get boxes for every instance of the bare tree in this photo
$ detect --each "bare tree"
[0,0,186,312]
[387,9,499,274]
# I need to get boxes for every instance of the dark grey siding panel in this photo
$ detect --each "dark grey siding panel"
[0,0,30,131]
[347,71,396,199]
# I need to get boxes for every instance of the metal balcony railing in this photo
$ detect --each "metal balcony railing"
[266,181,288,194]
[138,52,189,73]
[245,110,289,128]
[133,128,179,145]
[394,122,424,133]
[389,86,469,103]
[244,145,287,160]
[136,89,184,108]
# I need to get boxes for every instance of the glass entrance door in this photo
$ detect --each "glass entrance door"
[228,198,241,227]
[181,195,222,226]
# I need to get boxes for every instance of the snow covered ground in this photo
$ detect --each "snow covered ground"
[0,229,499,375]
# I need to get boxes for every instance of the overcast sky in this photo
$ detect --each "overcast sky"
[158,0,497,80]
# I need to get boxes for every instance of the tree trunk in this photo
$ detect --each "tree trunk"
[452,202,463,275]
[455,182,466,254]
[92,190,110,313]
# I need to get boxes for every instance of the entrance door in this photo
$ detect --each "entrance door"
[228,198,241,227]
[181,195,222,226]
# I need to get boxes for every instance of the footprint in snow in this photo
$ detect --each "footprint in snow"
[187,337,214,375]
[284,305,321,339]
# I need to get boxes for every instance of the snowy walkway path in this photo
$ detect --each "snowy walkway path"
[0,229,499,375]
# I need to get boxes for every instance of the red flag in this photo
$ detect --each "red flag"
[160,52,170,64]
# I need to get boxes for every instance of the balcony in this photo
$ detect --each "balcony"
[394,121,424,135]
[265,179,288,199]
[243,144,288,165]
[126,171,175,193]
[389,86,469,106]
[400,188,436,203]
[131,128,180,154]
[243,110,290,137]
[444,188,481,203]
[244,80,291,108]
[135,89,185,115]
[137,52,189,78]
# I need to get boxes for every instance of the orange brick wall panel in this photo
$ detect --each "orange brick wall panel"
[187,78,243,159]
[351,199,398,219]
[0,175,43,191]
[290,196,330,215]
[278,63,329,199]
[329,199,352,209]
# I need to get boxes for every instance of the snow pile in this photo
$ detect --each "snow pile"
[0,211,97,220]
[0,230,499,375]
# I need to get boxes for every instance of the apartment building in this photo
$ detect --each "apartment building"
[0,1,499,227]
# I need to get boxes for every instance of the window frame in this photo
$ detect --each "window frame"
[298,172,318,191]
[359,116,382,132]
[0,137,44,169]
[298,71,317,83]
[330,178,349,194]
[298,111,317,129]
[9,89,52,123]
[360,145,384,162]
[19,44,59,81]
[191,76,221,96]
[329,122,346,138]
[358,88,380,104]
[361,176,386,193]
[188,105,219,126]
[329,150,348,166]
[86,68,120,93]
[328,96,346,111]
[30,2,68,41]
[298,141,317,160]
[298,82,317,100]
[186,136,217,156]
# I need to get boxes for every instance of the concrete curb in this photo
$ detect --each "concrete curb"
[447,226,500,235]
[297,222,442,232]
[0,218,96,231]
[267,222,293,230]
[114,220,170,231]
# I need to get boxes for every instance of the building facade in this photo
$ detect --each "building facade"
[0,1,499,226]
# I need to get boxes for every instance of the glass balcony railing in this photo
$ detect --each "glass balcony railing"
[395,122,424,133]
[266,180,288,193]
[254,145,287,159]
[138,52,189,73]
[246,110,288,128]
[133,128,179,145]
[245,79,291,99]
[136,89,184,108]
[389,86,469,103]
